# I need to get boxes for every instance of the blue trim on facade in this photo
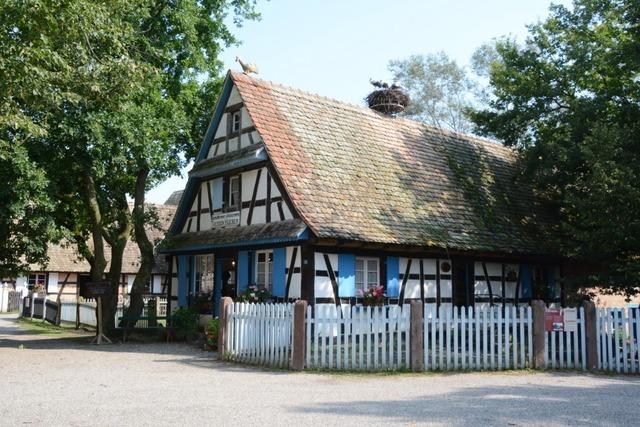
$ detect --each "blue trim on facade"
[177,255,189,307]
[160,228,309,255]
[214,257,223,317]
[237,251,249,294]
[249,251,256,284]
[272,247,286,297]
[338,253,356,297]
[387,256,400,297]
[212,178,223,210]
[521,264,532,299]
[547,267,556,299]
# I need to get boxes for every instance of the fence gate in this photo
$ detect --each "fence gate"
[225,302,293,368]
[305,305,411,370]
[597,307,640,373]
[424,305,533,370]
[544,307,586,369]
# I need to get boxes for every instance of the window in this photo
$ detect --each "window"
[231,110,241,133]
[255,250,273,290]
[195,255,214,294]
[355,257,379,292]
[28,273,47,292]
[229,175,240,210]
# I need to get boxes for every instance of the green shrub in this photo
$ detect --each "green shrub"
[171,307,198,341]
[204,318,219,351]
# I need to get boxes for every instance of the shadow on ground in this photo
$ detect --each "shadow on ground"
[288,378,640,425]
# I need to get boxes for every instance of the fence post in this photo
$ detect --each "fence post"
[218,297,233,359]
[30,294,35,319]
[292,300,308,371]
[582,300,598,371]
[531,299,545,368]
[42,295,47,321]
[410,300,424,372]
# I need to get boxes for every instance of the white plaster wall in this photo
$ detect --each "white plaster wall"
[286,246,302,299]
[314,252,338,300]
[47,272,59,294]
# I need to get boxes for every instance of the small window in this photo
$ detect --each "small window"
[229,175,240,210]
[28,273,47,292]
[231,111,241,133]
[255,250,273,290]
[355,257,379,292]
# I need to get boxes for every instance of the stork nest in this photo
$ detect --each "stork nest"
[365,89,410,115]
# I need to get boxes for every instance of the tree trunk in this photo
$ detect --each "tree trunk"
[101,193,132,336]
[125,167,155,329]
[81,171,107,282]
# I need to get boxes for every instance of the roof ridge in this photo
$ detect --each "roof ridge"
[229,70,509,152]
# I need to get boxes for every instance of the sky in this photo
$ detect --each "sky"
[146,0,571,204]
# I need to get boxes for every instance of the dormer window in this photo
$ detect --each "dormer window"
[231,110,241,133]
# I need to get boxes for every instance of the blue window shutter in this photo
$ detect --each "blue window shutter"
[272,248,286,297]
[548,267,556,299]
[521,264,532,299]
[214,257,223,316]
[250,251,256,284]
[338,253,355,297]
[177,255,189,307]
[212,178,223,210]
[237,251,249,294]
[386,257,400,297]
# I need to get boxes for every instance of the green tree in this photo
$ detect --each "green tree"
[1,0,259,333]
[470,0,640,296]
[389,52,479,133]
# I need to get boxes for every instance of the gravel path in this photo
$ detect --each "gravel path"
[0,313,638,426]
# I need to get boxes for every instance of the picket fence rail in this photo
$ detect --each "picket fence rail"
[225,302,294,368]
[305,304,411,370]
[424,305,533,370]
[597,307,640,373]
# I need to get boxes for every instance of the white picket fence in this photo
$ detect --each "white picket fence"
[305,305,411,370]
[424,305,533,370]
[545,307,586,369]
[597,307,640,373]
[59,300,127,327]
[225,302,294,368]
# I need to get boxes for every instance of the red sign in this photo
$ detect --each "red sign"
[544,309,564,332]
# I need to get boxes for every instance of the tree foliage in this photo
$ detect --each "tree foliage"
[1,0,259,332]
[389,52,479,133]
[470,0,640,295]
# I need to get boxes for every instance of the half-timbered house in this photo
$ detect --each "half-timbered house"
[160,71,564,317]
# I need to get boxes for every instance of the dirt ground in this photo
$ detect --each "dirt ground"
[1,313,638,426]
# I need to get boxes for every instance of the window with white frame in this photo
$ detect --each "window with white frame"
[195,255,214,293]
[229,175,240,210]
[355,257,379,292]
[231,110,241,133]
[255,250,273,290]
[28,273,47,291]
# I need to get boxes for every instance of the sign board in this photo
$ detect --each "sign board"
[82,281,110,298]
[563,308,578,333]
[544,308,564,332]
[211,211,240,228]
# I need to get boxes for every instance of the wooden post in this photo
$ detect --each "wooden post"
[30,294,35,319]
[292,300,308,371]
[582,300,598,371]
[531,299,546,369]
[96,296,103,344]
[218,297,233,359]
[410,300,424,372]
[42,295,47,321]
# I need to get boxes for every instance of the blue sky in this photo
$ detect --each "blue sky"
[147,0,571,204]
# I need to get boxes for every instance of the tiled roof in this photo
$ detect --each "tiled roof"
[30,204,176,274]
[230,72,555,255]
[164,190,184,206]
[162,219,308,251]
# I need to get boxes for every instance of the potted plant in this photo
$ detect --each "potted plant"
[237,284,271,303]
[358,285,385,307]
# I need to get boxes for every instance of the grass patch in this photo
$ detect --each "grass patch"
[17,318,91,336]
